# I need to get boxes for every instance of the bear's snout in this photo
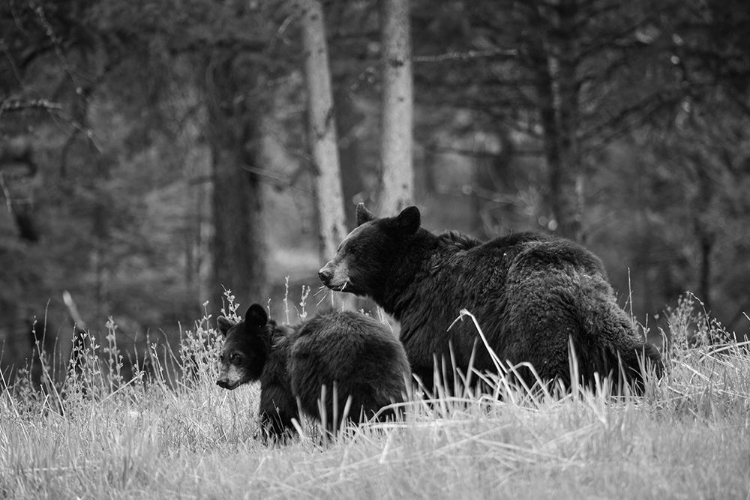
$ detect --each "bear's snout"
[216,378,231,389]
[318,266,333,285]
[319,261,350,290]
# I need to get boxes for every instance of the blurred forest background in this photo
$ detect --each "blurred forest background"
[1,0,749,383]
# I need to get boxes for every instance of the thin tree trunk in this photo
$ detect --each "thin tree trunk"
[92,153,113,325]
[334,81,365,231]
[298,0,347,261]
[694,161,714,312]
[698,234,712,312]
[378,0,414,215]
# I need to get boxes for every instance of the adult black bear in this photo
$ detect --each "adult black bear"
[216,303,409,442]
[318,204,662,394]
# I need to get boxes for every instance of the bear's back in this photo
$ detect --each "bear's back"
[423,231,606,294]
[507,235,607,277]
[395,229,641,388]
[458,231,602,272]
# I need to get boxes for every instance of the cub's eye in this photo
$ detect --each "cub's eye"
[230,353,242,363]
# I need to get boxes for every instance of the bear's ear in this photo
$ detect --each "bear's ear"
[394,205,421,235]
[244,303,268,331]
[217,316,235,336]
[356,203,375,226]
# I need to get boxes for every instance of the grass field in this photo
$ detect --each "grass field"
[1,294,749,499]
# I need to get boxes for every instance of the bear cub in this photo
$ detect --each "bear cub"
[216,303,410,442]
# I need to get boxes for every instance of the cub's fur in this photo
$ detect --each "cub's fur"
[217,303,410,441]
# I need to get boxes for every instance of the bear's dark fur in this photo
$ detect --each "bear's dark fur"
[216,303,410,442]
[319,204,663,394]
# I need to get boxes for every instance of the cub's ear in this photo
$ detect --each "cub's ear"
[217,316,235,336]
[394,205,421,235]
[244,303,268,331]
[356,203,375,226]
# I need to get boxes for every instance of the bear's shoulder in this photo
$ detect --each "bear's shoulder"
[432,230,603,275]
[432,230,551,254]
[485,231,553,250]
[436,230,482,250]
[433,231,551,263]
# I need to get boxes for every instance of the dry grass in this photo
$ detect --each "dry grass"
[1,293,749,499]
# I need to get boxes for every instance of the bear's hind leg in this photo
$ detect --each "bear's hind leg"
[502,275,585,387]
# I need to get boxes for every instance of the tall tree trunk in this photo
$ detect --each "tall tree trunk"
[209,145,267,307]
[204,54,268,307]
[297,0,347,261]
[539,0,584,242]
[378,0,414,215]
[557,0,584,243]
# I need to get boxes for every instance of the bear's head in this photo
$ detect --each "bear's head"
[318,203,421,298]
[216,303,271,390]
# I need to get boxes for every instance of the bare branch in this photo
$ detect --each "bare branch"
[414,49,518,64]
[0,98,62,117]
[427,145,542,159]
[581,91,682,151]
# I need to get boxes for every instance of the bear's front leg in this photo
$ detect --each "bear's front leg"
[256,409,297,445]
[257,385,300,445]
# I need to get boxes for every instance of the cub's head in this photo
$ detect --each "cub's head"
[216,303,271,390]
[318,203,421,298]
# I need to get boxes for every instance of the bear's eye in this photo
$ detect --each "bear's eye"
[230,352,242,364]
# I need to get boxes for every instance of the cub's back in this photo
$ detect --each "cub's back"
[291,310,409,380]
[289,310,410,425]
